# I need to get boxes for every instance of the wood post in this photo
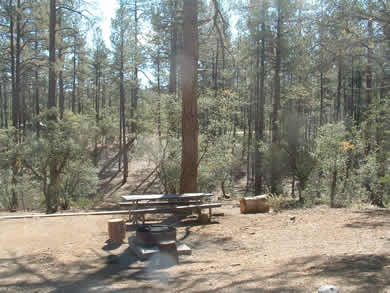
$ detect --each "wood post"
[108,218,125,244]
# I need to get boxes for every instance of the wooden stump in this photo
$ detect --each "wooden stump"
[158,240,178,264]
[108,218,125,244]
[240,195,270,214]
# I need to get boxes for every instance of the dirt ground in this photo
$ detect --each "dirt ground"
[0,205,389,293]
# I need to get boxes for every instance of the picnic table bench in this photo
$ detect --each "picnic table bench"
[120,193,221,225]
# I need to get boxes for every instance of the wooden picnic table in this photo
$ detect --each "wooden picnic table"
[121,193,212,202]
[120,193,219,224]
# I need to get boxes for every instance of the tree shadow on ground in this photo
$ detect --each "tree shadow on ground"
[344,208,390,229]
[1,248,389,292]
[176,253,389,293]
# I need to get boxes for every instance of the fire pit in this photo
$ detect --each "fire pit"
[135,224,176,247]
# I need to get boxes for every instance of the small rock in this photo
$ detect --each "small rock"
[318,285,340,293]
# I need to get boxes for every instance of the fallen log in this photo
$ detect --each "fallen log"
[240,195,270,214]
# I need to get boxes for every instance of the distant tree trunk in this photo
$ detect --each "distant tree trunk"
[130,0,138,135]
[34,29,40,137]
[372,20,389,208]
[120,33,128,184]
[157,47,161,137]
[320,71,324,126]
[180,0,199,193]
[349,57,354,119]
[330,168,337,208]
[46,0,59,214]
[0,84,3,128]
[372,80,385,208]
[335,57,342,122]
[78,74,83,114]
[72,35,77,113]
[364,8,373,152]
[355,70,362,123]
[58,13,65,119]
[343,75,348,119]
[168,0,177,95]
[214,41,219,98]
[270,1,282,194]
[9,0,17,129]
[168,0,177,135]
[3,79,8,128]
[48,0,57,112]
[246,92,253,191]
[15,0,22,132]
[254,14,266,195]
[102,76,106,109]
[94,49,100,167]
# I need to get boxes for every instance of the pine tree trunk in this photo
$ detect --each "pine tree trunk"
[180,0,199,193]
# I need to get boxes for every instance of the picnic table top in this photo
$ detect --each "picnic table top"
[121,193,212,202]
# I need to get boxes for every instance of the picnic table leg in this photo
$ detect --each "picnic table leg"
[209,208,212,222]
[134,200,139,225]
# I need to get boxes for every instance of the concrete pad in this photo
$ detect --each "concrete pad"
[128,236,192,260]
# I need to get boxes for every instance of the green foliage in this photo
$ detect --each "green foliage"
[306,123,350,207]
[0,110,99,212]
[302,121,389,208]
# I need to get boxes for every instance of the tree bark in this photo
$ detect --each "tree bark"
[180,0,199,193]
